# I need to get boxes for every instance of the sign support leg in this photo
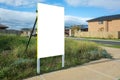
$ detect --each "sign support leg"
[37,58,40,74]
[62,55,64,67]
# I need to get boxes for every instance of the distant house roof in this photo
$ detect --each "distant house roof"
[0,24,8,29]
[87,14,120,22]
[21,28,31,31]
[65,26,70,29]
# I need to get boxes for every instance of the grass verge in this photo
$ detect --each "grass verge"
[99,43,120,48]
[76,37,120,41]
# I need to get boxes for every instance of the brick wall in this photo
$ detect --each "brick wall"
[108,19,120,32]
[88,19,120,32]
[75,31,120,39]
[88,21,106,32]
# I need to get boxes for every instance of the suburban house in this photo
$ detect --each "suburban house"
[0,24,8,30]
[87,14,120,32]
[0,24,21,36]
[65,25,88,37]
[65,26,70,36]
[80,25,88,31]
[21,28,37,37]
[74,14,120,39]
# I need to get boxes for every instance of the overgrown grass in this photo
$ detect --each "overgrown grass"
[41,39,112,73]
[0,36,37,80]
[0,36,112,80]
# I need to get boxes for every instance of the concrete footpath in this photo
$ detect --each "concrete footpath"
[24,47,120,80]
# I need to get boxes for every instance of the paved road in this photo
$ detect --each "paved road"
[68,37,120,45]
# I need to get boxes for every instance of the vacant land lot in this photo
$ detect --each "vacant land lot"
[0,36,112,80]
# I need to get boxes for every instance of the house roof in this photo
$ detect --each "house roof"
[0,24,8,29]
[87,14,120,22]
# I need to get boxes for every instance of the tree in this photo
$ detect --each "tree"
[71,25,81,36]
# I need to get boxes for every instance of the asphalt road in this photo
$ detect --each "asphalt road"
[68,37,120,46]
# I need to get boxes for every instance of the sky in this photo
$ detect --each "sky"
[0,0,120,30]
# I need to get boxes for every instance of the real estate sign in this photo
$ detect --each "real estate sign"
[37,3,64,74]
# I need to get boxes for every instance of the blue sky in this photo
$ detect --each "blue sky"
[0,0,120,29]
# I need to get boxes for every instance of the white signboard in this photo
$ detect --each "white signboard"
[37,3,64,74]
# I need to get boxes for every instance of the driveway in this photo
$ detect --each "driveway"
[24,47,120,80]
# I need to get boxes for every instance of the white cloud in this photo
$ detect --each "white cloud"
[38,0,45,3]
[0,8,36,30]
[65,0,89,7]
[65,0,120,10]
[0,8,91,29]
[65,15,91,26]
[0,0,45,7]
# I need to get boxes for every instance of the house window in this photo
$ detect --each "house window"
[98,21,103,24]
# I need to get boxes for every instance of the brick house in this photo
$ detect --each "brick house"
[21,28,37,37]
[87,14,120,32]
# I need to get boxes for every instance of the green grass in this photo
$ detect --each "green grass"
[0,36,37,80]
[41,39,112,73]
[99,43,120,48]
[76,37,120,41]
[64,39,112,66]
[0,36,112,80]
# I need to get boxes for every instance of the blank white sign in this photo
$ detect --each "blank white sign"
[37,3,64,58]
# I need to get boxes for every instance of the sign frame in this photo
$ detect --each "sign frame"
[37,3,65,74]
